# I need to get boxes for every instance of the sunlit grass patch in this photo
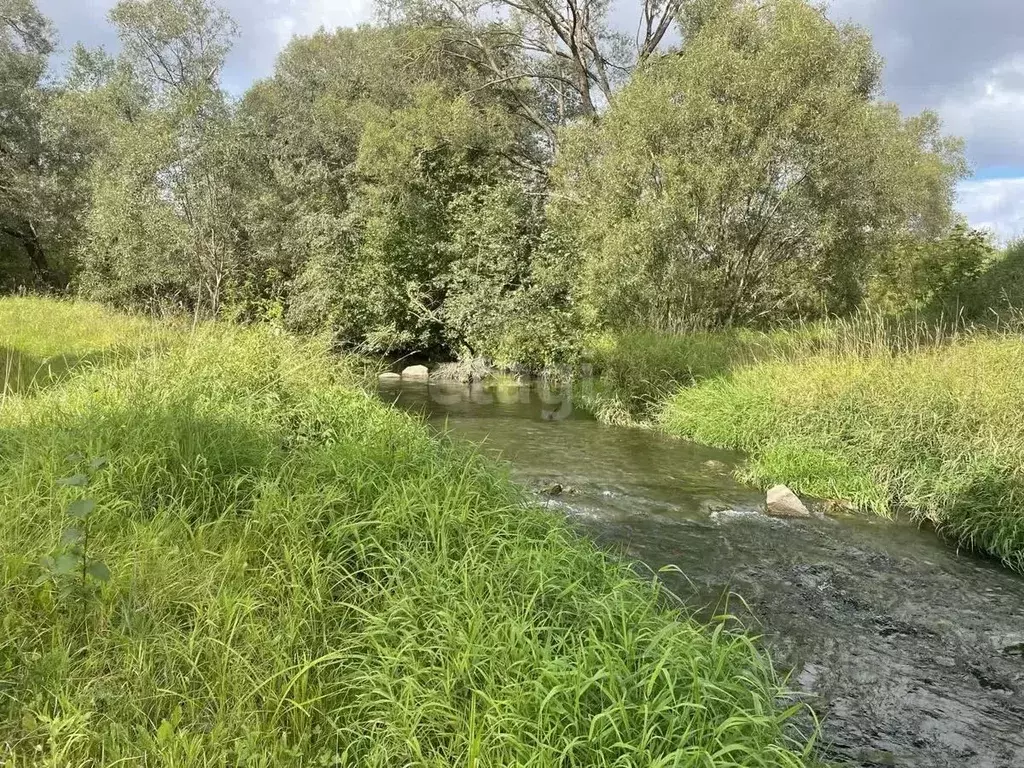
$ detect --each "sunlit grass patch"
[0,296,167,396]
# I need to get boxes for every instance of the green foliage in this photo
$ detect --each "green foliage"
[39,456,111,599]
[868,224,995,315]
[0,0,76,288]
[379,0,660,132]
[237,25,547,357]
[963,238,1024,320]
[0,298,816,766]
[439,183,545,355]
[6,0,1012,376]
[67,0,239,314]
[109,0,236,99]
[551,0,965,332]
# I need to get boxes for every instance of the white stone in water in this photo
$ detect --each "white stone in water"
[378,372,401,382]
[765,484,812,518]
[401,364,430,380]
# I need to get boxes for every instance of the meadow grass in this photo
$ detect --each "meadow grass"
[583,312,979,423]
[658,331,1024,570]
[0,297,169,398]
[0,298,815,766]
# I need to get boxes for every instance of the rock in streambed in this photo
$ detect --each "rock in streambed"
[401,364,430,380]
[765,484,814,518]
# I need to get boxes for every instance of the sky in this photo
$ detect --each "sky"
[38,0,1024,242]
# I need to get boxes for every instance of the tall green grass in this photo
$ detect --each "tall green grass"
[585,312,989,422]
[660,334,1024,570]
[0,299,815,766]
[0,297,168,397]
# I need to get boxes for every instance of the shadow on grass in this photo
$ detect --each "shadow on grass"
[2,346,124,397]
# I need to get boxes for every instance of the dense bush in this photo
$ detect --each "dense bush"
[964,239,1024,320]
[867,225,995,316]
[233,28,548,356]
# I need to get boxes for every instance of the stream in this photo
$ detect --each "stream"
[379,378,1024,768]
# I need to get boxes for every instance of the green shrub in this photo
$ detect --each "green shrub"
[964,238,1024,320]
[867,225,994,315]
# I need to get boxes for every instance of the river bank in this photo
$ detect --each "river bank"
[0,298,814,766]
[556,316,1024,572]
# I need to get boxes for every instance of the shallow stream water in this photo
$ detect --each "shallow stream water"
[379,379,1024,768]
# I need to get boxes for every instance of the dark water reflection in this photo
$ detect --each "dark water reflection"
[380,379,1024,768]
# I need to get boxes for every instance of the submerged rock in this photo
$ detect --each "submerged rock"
[700,498,732,515]
[401,364,430,380]
[993,633,1024,657]
[821,499,859,517]
[703,460,729,472]
[378,372,401,382]
[539,482,581,497]
[765,484,812,518]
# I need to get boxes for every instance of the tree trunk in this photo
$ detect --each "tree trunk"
[2,221,51,283]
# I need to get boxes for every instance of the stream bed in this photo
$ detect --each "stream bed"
[379,379,1024,767]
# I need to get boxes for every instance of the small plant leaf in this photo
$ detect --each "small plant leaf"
[54,552,81,576]
[86,561,111,583]
[156,718,175,743]
[90,456,109,471]
[57,474,89,487]
[67,499,95,519]
[60,527,85,545]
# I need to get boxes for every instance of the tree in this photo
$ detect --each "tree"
[380,0,683,149]
[0,0,56,287]
[550,0,967,330]
[74,0,239,313]
[109,0,234,98]
[233,25,546,356]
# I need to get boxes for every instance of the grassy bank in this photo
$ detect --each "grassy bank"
[581,314,970,423]
[0,298,170,397]
[626,320,1024,570]
[0,298,814,766]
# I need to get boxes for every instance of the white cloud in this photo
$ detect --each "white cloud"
[938,55,1024,170]
[958,178,1024,244]
[262,0,374,49]
[825,0,1024,173]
